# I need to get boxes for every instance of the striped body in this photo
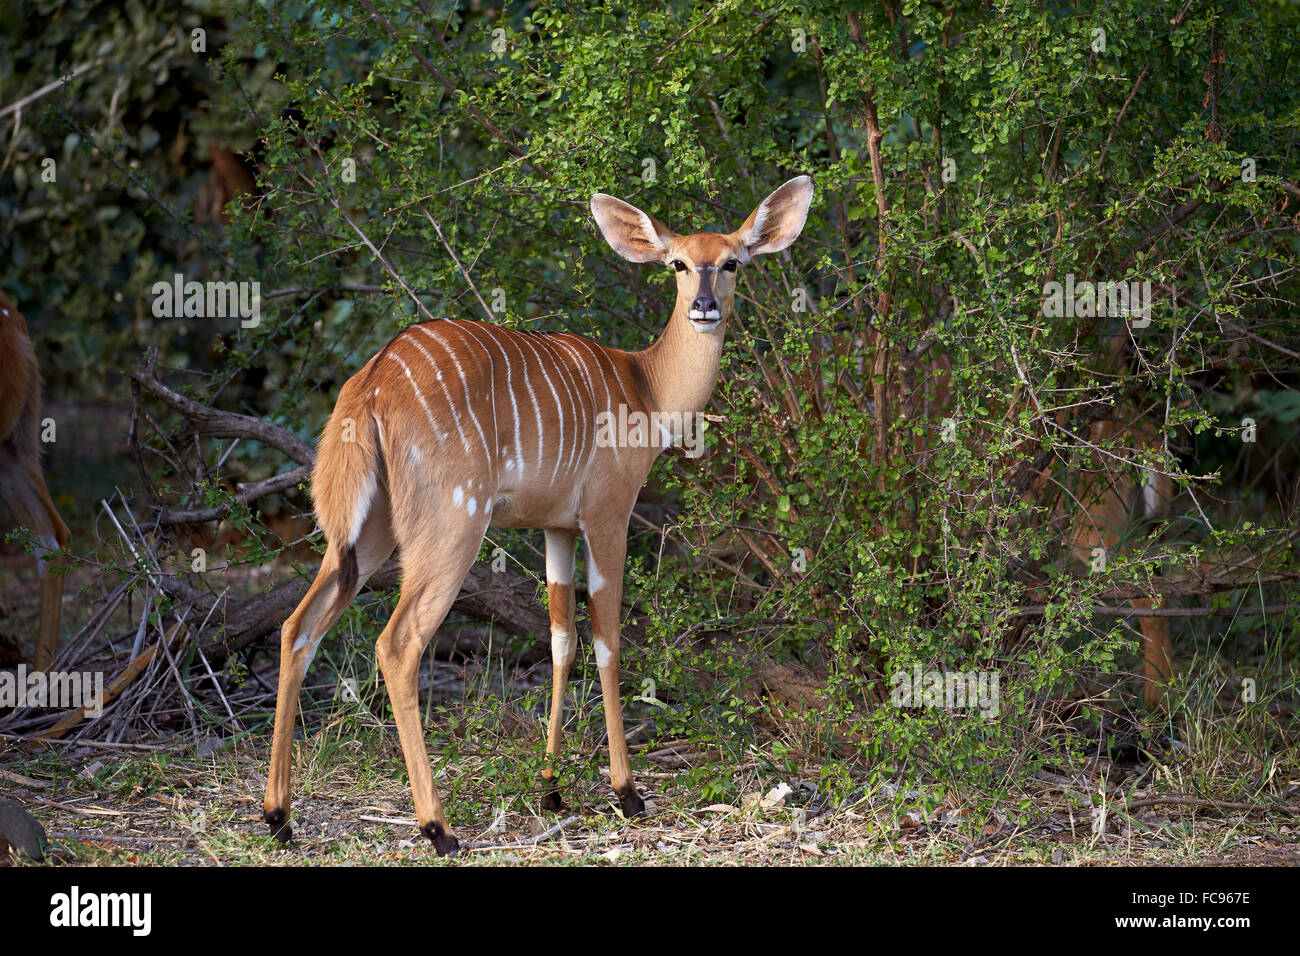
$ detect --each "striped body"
[352,320,659,533]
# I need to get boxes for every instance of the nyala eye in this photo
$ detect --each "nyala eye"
[722,259,739,273]
[669,259,687,273]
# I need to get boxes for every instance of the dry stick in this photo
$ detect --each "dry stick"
[1123,796,1297,815]
[421,209,495,321]
[462,815,582,851]
[0,733,169,752]
[0,582,130,733]
[1183,853,1300,866]
[1012,603,1289,618]
[195,646,237,724]
[323,189,439,324]
[158,464,311,526]
[100,498,163,594]
[0,58,106,120]
[847,12,893,464]
[265,283,447,299]
[29,622,186,748]
[129,588,153,662]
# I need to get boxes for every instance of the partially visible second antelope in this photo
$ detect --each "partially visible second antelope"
[265,177,815,853]
[0,291,69,671]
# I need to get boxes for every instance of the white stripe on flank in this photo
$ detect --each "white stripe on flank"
[397,335,468,452]
[534,336,579,479]
[500,332,542,473]
[568,335,621,463]
[552,336,598,406]
[450,321,504,479]
[388,353,446,442]
[551,336,601,475]
[486,330,523,478]
[515,334,565,480]
[413,324,493,474]
[536,336,584,477]
[554,339,593,477]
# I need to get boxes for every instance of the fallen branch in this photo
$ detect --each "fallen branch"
[157,464,312,525]
[157,558,555,668]
[129,367,315,465]
[29,621,186,750]
[1012,602,1291,618]
[1123,795,1297,816]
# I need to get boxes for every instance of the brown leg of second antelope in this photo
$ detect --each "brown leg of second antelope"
[264,504,394,843]
[5,461,70,671]
[541,529,578,811]
[372,521,487,857]
[582,518,645,818]
[1134,600,1172,707]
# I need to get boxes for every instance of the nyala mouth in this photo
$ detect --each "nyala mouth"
[688,309,721,333]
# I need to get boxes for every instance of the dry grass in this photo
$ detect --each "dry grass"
[2,507,1296,867]
[4,703,1297,867]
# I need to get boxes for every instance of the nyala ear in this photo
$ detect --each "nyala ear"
[735,175,814,257]
[590,194,677,263]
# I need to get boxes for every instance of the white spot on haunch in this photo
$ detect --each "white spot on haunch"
[594,638,613,670]
[453,486,464,506]
[410,445,422,465]
[468,497,477,516]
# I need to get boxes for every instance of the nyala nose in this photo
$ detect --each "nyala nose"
[690,297,719,316]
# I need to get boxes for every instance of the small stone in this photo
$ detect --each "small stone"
[0,798,47,862]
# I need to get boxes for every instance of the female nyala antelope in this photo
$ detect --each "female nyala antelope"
[265,177,814,854]
[0,290,69,672]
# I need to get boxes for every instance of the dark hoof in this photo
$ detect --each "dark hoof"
[264,808,293,844]
[616,785,646,819]
[541,789,564,812]
[422,820,461,857]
